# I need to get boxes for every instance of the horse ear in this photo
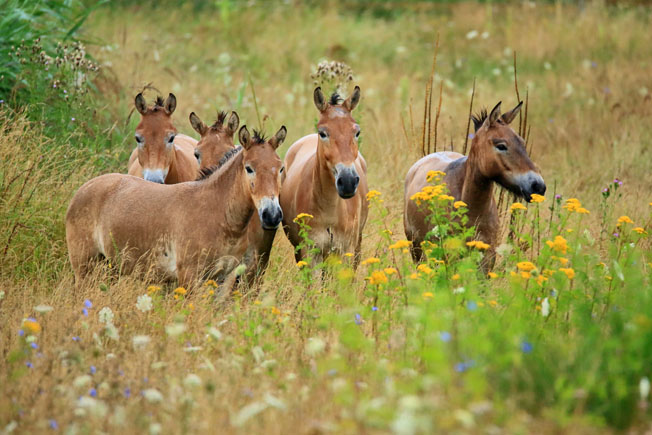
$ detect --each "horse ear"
[227,111,239,135]
[164,93,177,115]
[484,101,502,128]
[344,86,361,111]
[189,112,207,136]
[269,126,287,150]
[501,101,523,125]
[135,93,148,115]
[314,87,328,112]
[239,125,251,150]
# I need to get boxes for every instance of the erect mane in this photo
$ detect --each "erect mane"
[148,96,166,113]
[329,92,343,106]
[252,129,267,145]
[471,108,488,132]
[195,146,243,181]
[210,111,228,130]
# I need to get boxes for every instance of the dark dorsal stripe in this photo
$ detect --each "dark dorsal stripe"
[195,146,243,181]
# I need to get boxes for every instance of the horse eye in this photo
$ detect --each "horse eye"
[355,130,361,139]
[245,165,254,174]
[167,134,176,144]
[495,143,508,152]
[318,130,328,140]
[194,150,200,160]
[279,166,285,173]
[135,135,143,144]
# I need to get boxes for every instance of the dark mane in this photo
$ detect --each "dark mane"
[153,96,165,108]
[330,92,343,106]
[210,111,228,129]
[471,108,488,132]
[252,129,267,145]
[195,146,243,181]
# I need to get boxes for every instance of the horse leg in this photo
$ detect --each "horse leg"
[410,239,424,263]
[353,232,363,271]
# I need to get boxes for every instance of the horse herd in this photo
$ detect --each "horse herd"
[65,86,546,295]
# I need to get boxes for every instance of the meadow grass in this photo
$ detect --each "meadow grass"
[1,1,652,433]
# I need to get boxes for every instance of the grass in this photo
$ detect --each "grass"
[1,1,652,433]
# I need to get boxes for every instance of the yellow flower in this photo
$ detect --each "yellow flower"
[254,300,262,305]
[293,213,314,223]
[208,290,215,296]
[438,194,455,202]
[389,240,412,250]
[23,319,41,334]
[426,170,445,182]
[417,264,433,275]
[551,256,569,266]
[559,267,575,279]
[453,200,467,209]
[488,272,498,279]
[384,267,397,275]
[516,261,537,272]
[451,273,460,280]
[536,275,548,286]
[204,280,218,288]
[466,240,490,250]
[546,235,568,254]
[617,215,634,225]
[577,207,590,214]
[510,203,527,212]
[147,285,161,294]
[520,271,532,279]
[368,270,388,285]
[174,287,187,295]
[361,257,380,265]
[409,273,418,280]
[633,227,647,235]
[530,194,545,203]
[422,291,434,300]
[382,229,393,236]
[188,303,195,311]
[488,300,498,307]
[296,261,308,268]
[344,252,354,257]
[366,190,382,201]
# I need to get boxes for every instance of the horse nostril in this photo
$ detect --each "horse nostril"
[337,177,343,187]
[354,176,360,184]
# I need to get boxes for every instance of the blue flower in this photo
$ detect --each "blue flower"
[468,133,475,139]
[26,361,33,368]
[84,299,92,309]
[520,340,533,354]
[30,342,38,349]
[90,366,96,375]
[72,336,80,342]
[372,306,378,312]
[454,359,475,372]
[354,313,362,325]
[89,388,97,397]
[82,308,88,317]
[124,387,131,398]
[18,330,25,337]
[49,419,58,430]
[439,331,452,342]
[466,301,478,311]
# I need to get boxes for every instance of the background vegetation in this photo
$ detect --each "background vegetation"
[1,1,651,433]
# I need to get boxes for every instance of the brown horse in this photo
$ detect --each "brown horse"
[190,111,277,285]
[189,110,239,168]
[280,86,369,266]
[404,101,546,269]
[127,93,199,184]
[66,125,286,289]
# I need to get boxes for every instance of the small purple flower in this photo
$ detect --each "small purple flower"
[19,329,25,337]
[520,340,533,354]
[71,117,75,121]
[613,232,619,238]
[89,388,97,397]
[49,419,58,430]
[618,181,622,186]
[372,306,378,312]
[354,313,362,325]
[63,90,67,94]
[555,194,561,199]
[439,331,452,342]
[53,84,57,88]
[466,301,478,311]
[613,178,619,184]
[90,365,96,375]
[468,133,475,139]
[30,342,38,349]
[0,100,4,104]
[82,308,88,316]
[124,387,131,398]
[84,299,92,309]
[26,361,33,368]
[454,359,475,372]
[602,188,608,193]
[72,336,80,342]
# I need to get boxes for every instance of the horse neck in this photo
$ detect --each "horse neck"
[205,151,254,234]
[459,149,495,223]
[312,144,340,209]
[166,146,181,182]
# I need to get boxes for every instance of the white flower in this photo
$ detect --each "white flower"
[136,294,153,313]
[183,346,202,352]
[98,307,114,325]
[640,377,650,400]
[305,337,326,356]
[149,423,162,435]
[481,31,489,39]
[73,374,92,388]
[453,287,465,294]
[76,397,108,418]
[34,304,53,313]
[183,374,202,389]
[105,323,119,341]
[207,327,222,341]
[166,323,186,337]
[465,30,478,40]
[142,388,163,403]
[132,335,151,351]
[541,298,550,317]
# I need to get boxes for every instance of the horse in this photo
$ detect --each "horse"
[403,101,546,270]
[66,125,286,292]
[280,86,368,267]
[189,110,239,168]
[190,110,277,285]
[127,93,199,184]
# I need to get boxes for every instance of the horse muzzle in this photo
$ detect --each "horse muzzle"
[258,197,283,230]
[335,164,360,199]
[142,168,167,184]
[513,171,546,202]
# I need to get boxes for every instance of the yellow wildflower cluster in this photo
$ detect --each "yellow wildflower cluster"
[517,261,537,272]
[384,267,398,275]
[23,319,41,334]
[616,215,634,226]
[551,256,570,265]
[453,200,467,209]
[368,270,388,285]
[633,227,647,235]
[204,280,218,288]
[174,287,187,295]
[546,235,569,254]
[410,184,447,205]
[510,203,527,212]
[293,213,314,223]
[361,257,380,265]
[536,275,548,286]
[426,170,446,183]
[147,285,162,295]
[296,261,308,268]
[417,264,433,275]
[366,190,382,201]
[563,198,590,214]
[389,240,411,250]
[422,291,434,300]
[559,267,575,279]
[466,240,490,250]
[488,272,498,279]
[530,194,545,203]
